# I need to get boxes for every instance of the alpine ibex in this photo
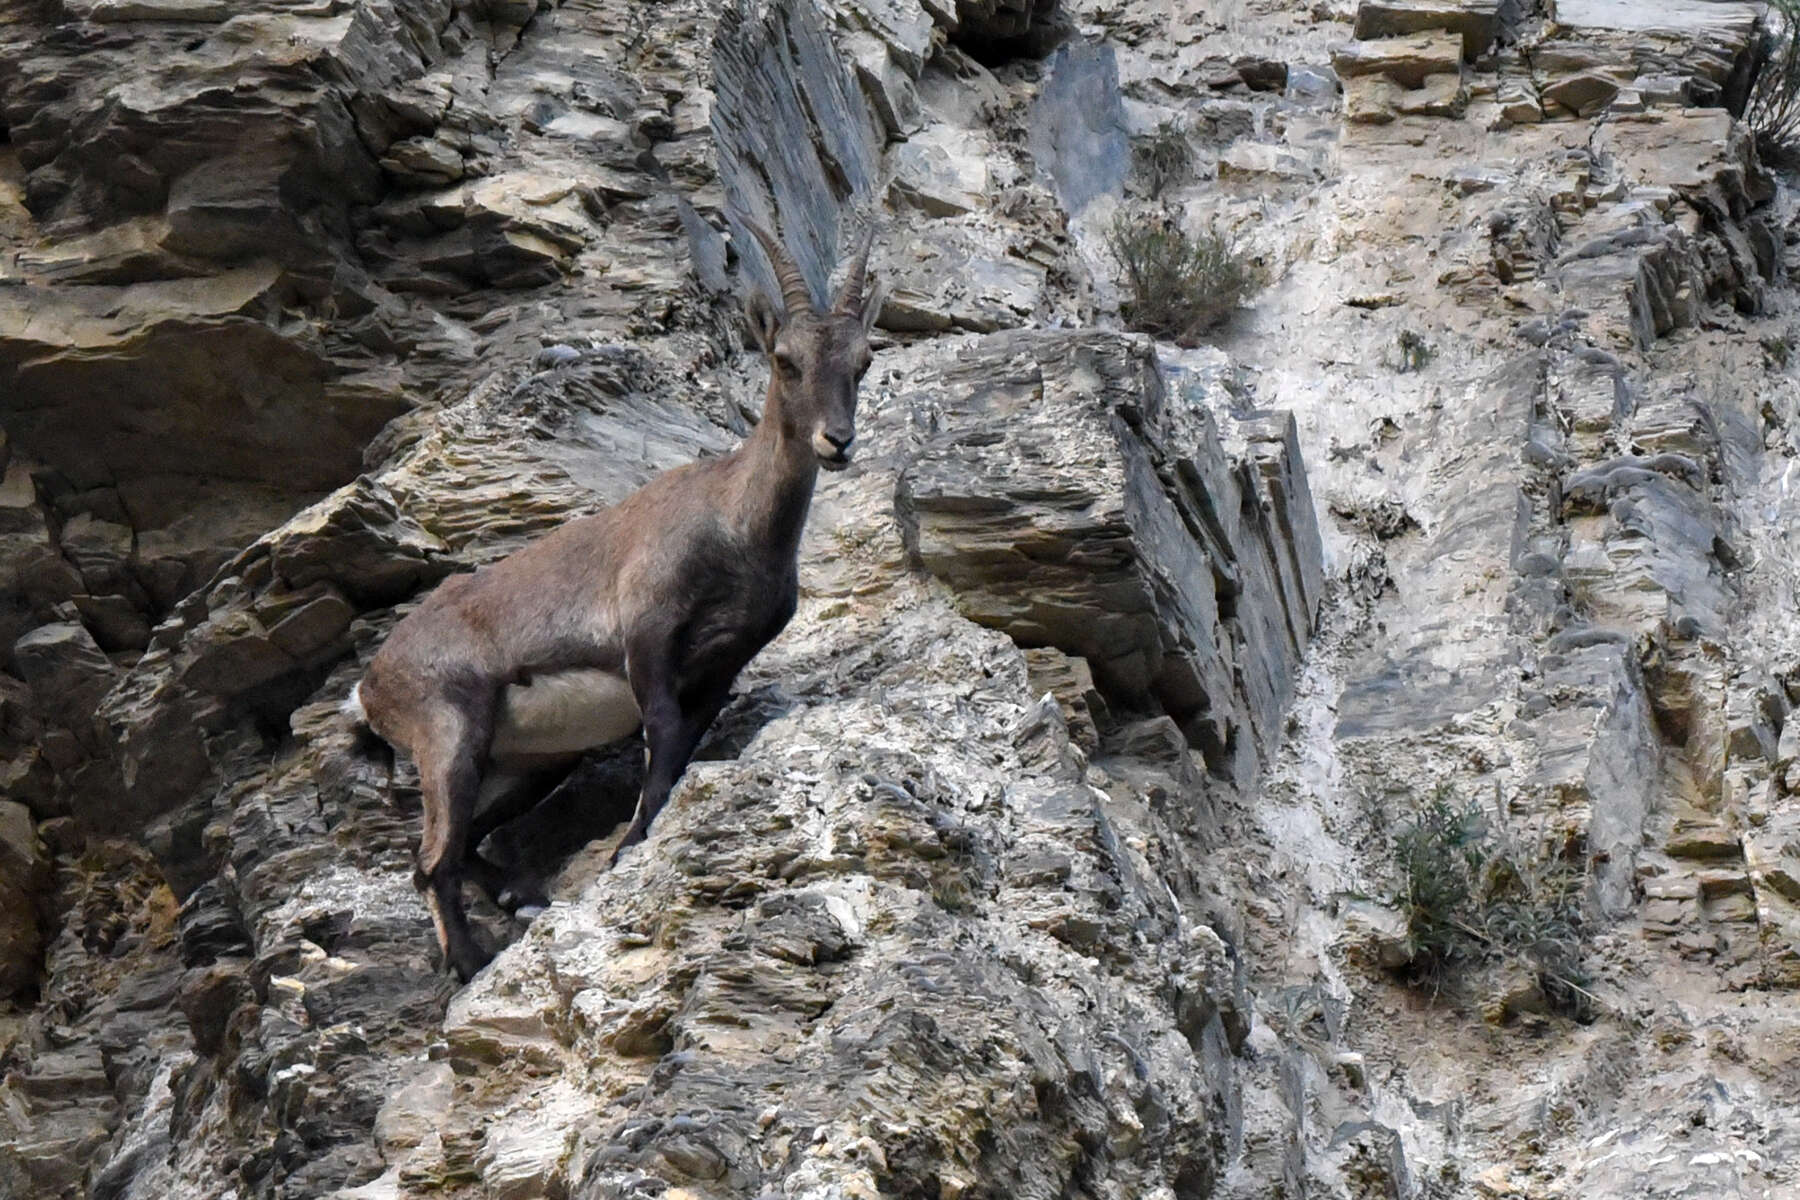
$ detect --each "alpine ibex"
[348,220,883,980]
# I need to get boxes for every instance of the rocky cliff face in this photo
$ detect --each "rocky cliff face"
[3,0,1799,1197]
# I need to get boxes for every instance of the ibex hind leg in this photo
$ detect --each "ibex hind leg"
[414,700,495,982]
[461,854,549,920]
[462,764,564,918]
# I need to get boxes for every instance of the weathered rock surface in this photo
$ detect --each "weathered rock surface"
[0,800,48,998]
[1353,0,1505,58]
[898,330,1320,784]
[6,0,1800,1197]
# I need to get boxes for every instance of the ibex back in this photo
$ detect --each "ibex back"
[349,221,883,980]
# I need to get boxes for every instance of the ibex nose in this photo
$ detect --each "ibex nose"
[814,428,855,471]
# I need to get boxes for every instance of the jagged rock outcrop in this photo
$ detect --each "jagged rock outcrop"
[897,330,1320,785]
[6,0,1800,1197]
[434,335,1275,1193]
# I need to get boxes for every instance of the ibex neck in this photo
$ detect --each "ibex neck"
[733,389,819,553]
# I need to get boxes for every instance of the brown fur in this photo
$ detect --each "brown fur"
[353,221,882,980]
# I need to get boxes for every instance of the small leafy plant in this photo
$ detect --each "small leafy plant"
[1392,789,1487,976]
[1107,212,1262,344]
[1388,785,1592,1017]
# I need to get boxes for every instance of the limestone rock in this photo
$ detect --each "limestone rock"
[0,463,70,666]
[1346,74,1405,123]
[12,622,115,737]
[1218,142,1321,181]
[0,268,411,497]
[1354,0,1501,57]
[1541,71,1621,118]
[889,124,993,216]
[1023,646,1109,753]
[1332,31,1463,90]
[1397,72,1468,118]
[868,224,1044,333]
[897,330,1321,781]
[70,594,151,652]
[264,479,453,606]
[1340,899,1413,970]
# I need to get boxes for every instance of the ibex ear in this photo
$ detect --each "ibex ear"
[746,291,785,353]
[859,277,889,334]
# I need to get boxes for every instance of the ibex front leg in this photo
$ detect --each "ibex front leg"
[411,695,497,981]
[611,643,732,867]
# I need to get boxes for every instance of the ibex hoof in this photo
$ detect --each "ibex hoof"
[496,880,549,916]
[608,821,649,868]
[444,944,493,983]
[513,904,546,922]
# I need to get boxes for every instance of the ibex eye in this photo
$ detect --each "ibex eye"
[775,354,800,376]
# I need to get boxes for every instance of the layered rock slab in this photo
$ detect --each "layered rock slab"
[899,330,1322,782]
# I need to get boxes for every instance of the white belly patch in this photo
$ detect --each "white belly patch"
[489,669,641,760]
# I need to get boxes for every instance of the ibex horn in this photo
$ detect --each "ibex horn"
[744,218,813,315]
[834,225,876,315]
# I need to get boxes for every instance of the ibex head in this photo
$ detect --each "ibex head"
[743,221,884,471]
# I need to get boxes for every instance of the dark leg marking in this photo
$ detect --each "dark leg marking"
[611,649,734,867]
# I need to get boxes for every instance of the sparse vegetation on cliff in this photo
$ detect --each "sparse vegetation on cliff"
[1108,212,1262,344]
[1389,786,1591,1018]
[1750,0,1800,160]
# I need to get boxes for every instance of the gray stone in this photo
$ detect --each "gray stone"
[889,124,993,216]
[1023,647,1108,753]
[897,330,1322,780]
[12,621,116,733]
[266,479,452,607]
[1332,31,1463,89]
[71,593,152,652]
[379,135,466,185]
[1028,39,1130,219]
[181,617,297,697]
[1354,0,1500,58]
[265,588,357,660]
[713,0,882,310]
[1340,899,1413,970]
[0,801,46,999]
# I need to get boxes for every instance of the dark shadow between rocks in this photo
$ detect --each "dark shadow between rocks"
[952,0,1074,66]
[471,682,795,935]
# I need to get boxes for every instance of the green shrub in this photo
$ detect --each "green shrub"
[1761,332,1793,369]
[1107,213,1262,344]
[1750,0,1800,161]
[1388,786,1591,1016]
[1392,789,1488,976]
